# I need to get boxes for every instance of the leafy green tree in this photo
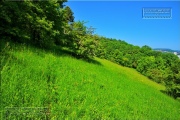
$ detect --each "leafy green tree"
[113,49,123,64]
[0,1,67,48]
[137,56,156,75]
[140,45,152,55]
[55,5,74,46]
[69,21,98,58]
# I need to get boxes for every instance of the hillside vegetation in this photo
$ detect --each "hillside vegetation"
[1,1,179,99]
[1,42,180,119]
[1,1,180,119]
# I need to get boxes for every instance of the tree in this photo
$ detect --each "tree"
[140,45,152,55]
[69,21,98,58]
[55,5,75,46]
[137,56,156,75]
[0,1,67,48]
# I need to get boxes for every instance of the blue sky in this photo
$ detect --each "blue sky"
[65,1,180,50]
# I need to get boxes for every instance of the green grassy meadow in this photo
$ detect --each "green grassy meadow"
[1,42,180,119]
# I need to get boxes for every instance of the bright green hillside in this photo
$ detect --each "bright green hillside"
[1,42,180,119]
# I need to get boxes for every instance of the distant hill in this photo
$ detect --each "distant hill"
[153,48,180,52]
[153,48,180,54]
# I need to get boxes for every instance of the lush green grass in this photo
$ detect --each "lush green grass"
[1,42,180,119]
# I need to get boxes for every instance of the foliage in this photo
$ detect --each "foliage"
[0,1,60,48]
[67,21,99,58]
[0,0,98,58]
[95,37,180,99]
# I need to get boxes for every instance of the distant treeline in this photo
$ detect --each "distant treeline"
[95,38,180,99]
[0,0,179,99]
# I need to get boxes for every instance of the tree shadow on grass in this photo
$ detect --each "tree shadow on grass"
[1,40,102,66]
[160,90,180,100]
[55,48,102,66]
[29,44,102,66]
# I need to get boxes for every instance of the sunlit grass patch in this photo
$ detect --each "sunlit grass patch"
[1,42,180,119]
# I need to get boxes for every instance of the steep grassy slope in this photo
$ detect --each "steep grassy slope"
[1,42,180,119]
